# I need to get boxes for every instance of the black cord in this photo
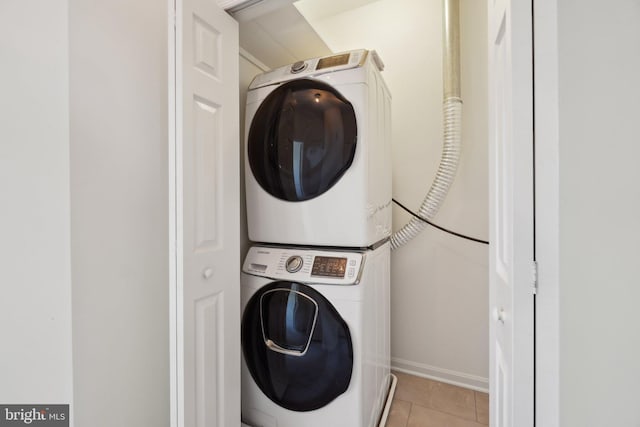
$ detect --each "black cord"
[392,198,489,245]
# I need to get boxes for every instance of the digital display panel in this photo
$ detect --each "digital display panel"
[316,53,350,70]
[311,256,348,278]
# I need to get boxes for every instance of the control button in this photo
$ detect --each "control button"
[285,255,304,273]
[347,267,355,277]
[291,61,307,73]
[349,259,357,266]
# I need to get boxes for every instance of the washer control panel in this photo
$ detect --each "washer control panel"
[243,245,364,285]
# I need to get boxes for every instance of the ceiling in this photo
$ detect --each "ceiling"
[228,0,381,69]
[294,0,381,21]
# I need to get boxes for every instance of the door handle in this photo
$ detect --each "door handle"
[264,339,308,357]
[493,307,506,324]
[202,267,214,279]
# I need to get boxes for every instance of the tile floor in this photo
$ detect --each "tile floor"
[386,371,489,427]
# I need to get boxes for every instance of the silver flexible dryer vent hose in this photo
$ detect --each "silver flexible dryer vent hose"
[390,0,463,250]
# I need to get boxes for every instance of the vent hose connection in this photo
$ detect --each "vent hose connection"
[390,0,462,250]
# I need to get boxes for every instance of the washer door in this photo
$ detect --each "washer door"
[242,281,353,411]
[248,79,357,202]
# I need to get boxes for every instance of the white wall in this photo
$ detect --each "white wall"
[557,1,640,425]
[0,0,74,409]
[297,0,489,389]
[69,1,169,425]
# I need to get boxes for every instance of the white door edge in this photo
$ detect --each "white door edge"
[533,0,560,425]
[488,0,535,424]
[168,0,177,423]
[168,0,184,425]
[168,0,176,425]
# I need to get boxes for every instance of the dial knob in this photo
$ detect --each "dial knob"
[290,61,307,73]
[285,255,304,273]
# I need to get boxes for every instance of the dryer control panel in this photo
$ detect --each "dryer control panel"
[248,49,370,90]
[243,245,364,285]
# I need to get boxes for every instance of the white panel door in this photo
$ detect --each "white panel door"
[488,0,534,425]
[174,1,239,426]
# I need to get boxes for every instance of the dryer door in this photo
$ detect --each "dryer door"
[242,281,353,411]
[248,79,357,202]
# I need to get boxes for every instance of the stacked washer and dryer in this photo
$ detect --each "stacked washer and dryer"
[241,49,393,427]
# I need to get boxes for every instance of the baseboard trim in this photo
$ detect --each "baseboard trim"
[391,357,489,393]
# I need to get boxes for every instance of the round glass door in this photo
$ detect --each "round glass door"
[248,79,358,202]
[242,281,353,411]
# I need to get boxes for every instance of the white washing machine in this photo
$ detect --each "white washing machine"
[241,242,391,427]
[245,49,392,247]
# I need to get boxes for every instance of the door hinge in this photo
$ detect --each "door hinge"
[531,260,538,294]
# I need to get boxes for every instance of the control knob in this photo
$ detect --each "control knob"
[290,61,307,74]
[285,255,304,273]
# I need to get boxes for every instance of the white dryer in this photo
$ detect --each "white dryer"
[241,243,391,427]
[245,49,392,247]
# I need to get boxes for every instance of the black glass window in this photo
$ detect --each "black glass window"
[242,282,353,412]
[260,289,317,354]
[248,79,357,202]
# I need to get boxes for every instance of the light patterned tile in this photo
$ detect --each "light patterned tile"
[429,381,477,421]
[392,371,435,408]
[385,399,411,427]
[475,391,489,425]
[407,404,486,427]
